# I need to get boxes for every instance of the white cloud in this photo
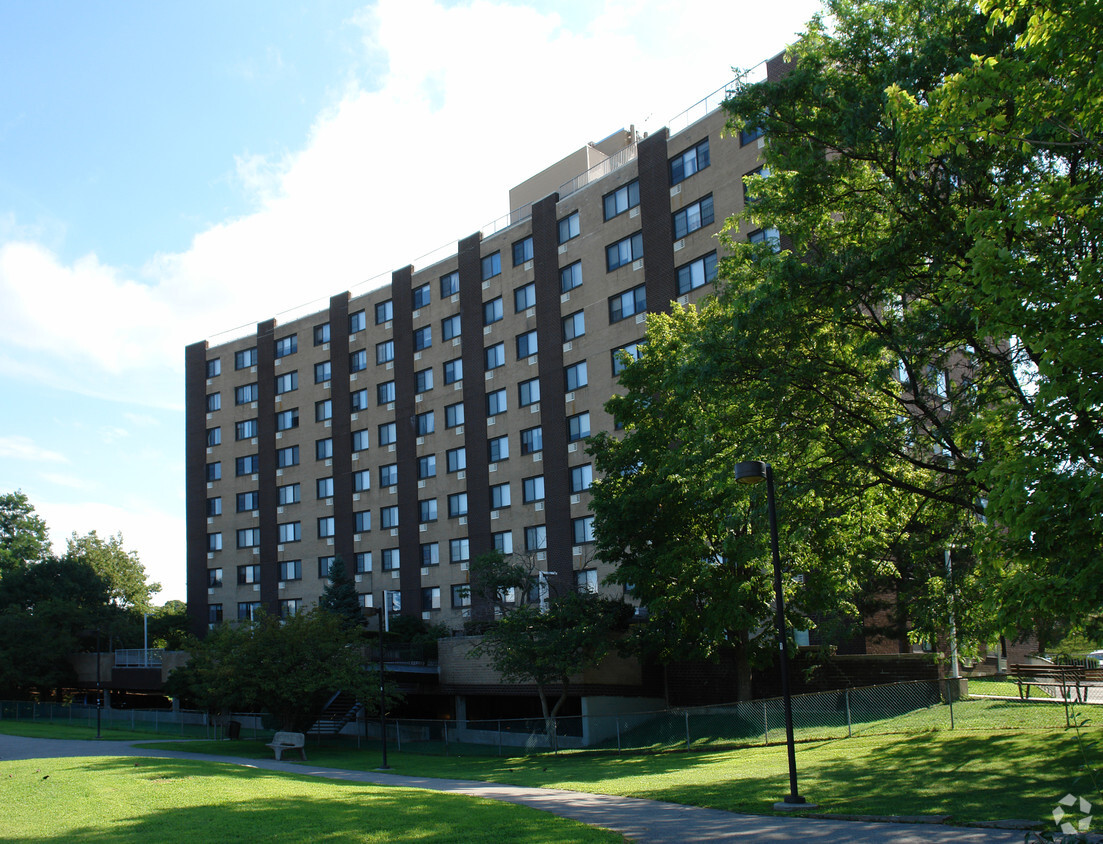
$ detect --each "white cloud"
[0,435,68,463]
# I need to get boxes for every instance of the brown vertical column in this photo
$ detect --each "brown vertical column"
[457,233,492,558]
[531,194,572,596]
[256,319,279,613]
[390,266,420,616]
[185,340,211,637]
[328,293,354,568]
[638,129,676,313]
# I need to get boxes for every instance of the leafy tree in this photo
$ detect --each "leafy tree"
[147,600,191,650]
[0,491,50,577]
[166,608,393,731]
[64,531,160,612]
[319,557,362,628]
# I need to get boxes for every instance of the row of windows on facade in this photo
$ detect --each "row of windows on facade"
[208,568,602,623]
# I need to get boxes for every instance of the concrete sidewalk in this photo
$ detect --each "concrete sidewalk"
[0,734,1029,843]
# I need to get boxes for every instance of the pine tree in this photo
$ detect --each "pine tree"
[319,557,362,627]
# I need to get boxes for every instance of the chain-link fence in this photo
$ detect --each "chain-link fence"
[0,679,1081,756]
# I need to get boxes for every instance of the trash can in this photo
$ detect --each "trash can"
[227,720,242,740]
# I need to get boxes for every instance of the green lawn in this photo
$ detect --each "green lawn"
[0,755,621,843]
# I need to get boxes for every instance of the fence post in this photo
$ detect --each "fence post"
[395,721,401,752]
[444,721,449,755]
[616,717,621,753]
[763,701,769,745]
[947,678,955,730]
[685,710,691,749]
[498,720,502,757]
[845,689,852,739]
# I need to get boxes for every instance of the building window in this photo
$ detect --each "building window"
[376,340,394,365]
[207,603,223,624]
[450,538,470,564]
[348,309,366,333]
[481,252,501,280]
[315,361,332,383]
[573,516,595,545]
[348,351,367,377]
[420,499,438,525]
[612,341,644,375]
[443,358,463,385]
[577,568,598,593]
[206,358,221,378]
[488,435,509,462]
[487,388,508,416]
[609,284,647,323]
[676,252,718,295]
[378,380,396,404]
[374,301,392,325]
[440,271,459,297]
[237,491,259,512]
[279,483,300,505]
[567,411,591,442]
[412,282,431,309]
[238,563,260,584]
[512,236,533,266]
[351,389,369,411]
[442,314,461,340]
[670,137,710,185]
[560,261,583,293]
[562,311,585,341]
[418,455,436,479]
[522,476,545,503]
[415,367,434,393]
[414,326,432,351]
[740,124,764,145]
[206,427,221,447]
[235,383,258,405]
[421,542,440,566]
[206,496,222,516]
[382,548,400,571]
[446,447,466,473]
[206,392,221,412]
[237,528,261,549]
[238,602,262,621]
[381,506,399,529]
[518,378,540,407]
[494,530,513,554]
[448,492,468,518]
[565,361,588,392]
[275,372,298,394]
[380,463,398,487]
[516,330,538,359]
[276,409,299,431]
[277,445,300,467]
[317,477,334,499]
[280,560,302,581]
[525,525,547,552]
[355,510,372,532]
[207,567,223,587]
[356,552,372,574]
[485,342,505,370]
[206,461,222,481]
[235,419,257,440]
[514,282,536,312]
[352,429,370,452]
[748,227,781,252]
[278,522,301,543]
[673,194,714,240]
[421,586,441,611]
[743,165,769,203]
[314,323,331,345]
[235,347,258,369]
[445,402,464,428]
[490,482,511,509]
[354,469,371,492]
[279,598,302,618]
[316,438,333,460]
[318,516,335,538]
[318,556,336,578]
[520,426,542,454]
[236,455,258,477]
[274,335,298,358]
[378,422,396,446]
[558,211,580,244]
[606,232,643,271]
[315,400,332,422]
[451,584,471,608]
[484,297,503,325]
[416,410,435,435]
[603,179,640,220]
[570,464,593,493]
[207,532,222,551]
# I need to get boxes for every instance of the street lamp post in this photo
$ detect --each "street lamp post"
[735,460,811,810]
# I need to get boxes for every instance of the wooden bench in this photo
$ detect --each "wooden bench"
[1010,664,1083,701]
[266,731,307,761]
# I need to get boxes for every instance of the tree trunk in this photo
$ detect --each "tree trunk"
[536,683,569,751]
[735,633,753,702]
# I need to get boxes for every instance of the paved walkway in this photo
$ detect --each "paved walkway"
[0,734,1029,843]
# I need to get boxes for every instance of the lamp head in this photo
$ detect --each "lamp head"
[734,460,769,485]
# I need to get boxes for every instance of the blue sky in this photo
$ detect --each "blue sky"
[0,0,824,603]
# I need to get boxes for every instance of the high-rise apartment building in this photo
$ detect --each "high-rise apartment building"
[185,55,789,638]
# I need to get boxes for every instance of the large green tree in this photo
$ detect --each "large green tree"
[0,491,50,577]
[63,531,160,613]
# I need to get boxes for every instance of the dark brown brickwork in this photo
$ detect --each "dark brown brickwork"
[256,319,279,613]
[185,341,211,637]
[390,266,421,615]
[637,129,676,313]
[328,294,354,569]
